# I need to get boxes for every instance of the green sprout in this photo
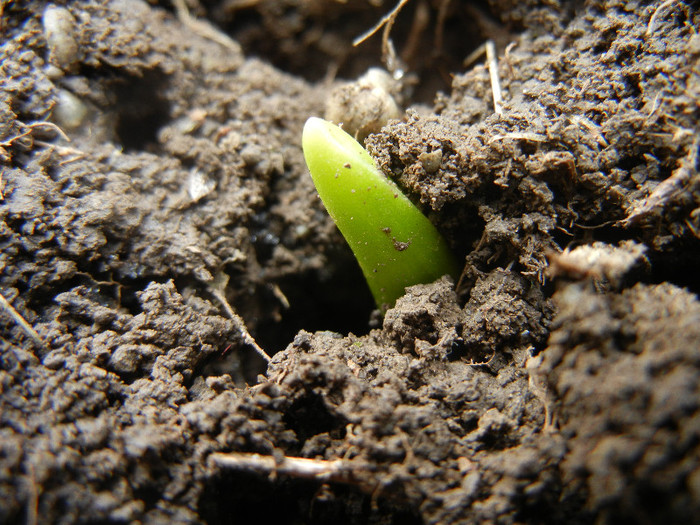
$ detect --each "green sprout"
[302,117,459,310]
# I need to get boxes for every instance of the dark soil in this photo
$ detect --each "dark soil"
[1,0,699,524]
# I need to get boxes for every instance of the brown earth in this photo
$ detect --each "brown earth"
[1,0,699,524]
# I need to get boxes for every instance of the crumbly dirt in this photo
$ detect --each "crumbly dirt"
[1,0,699,524]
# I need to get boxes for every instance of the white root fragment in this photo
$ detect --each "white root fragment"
[489,132,547,144]
[210,452,359,483]
[546,241,648,284]
[485,40,503,115]
[526,353,558,432]
[462,40,504,115]
[572,115,608,148]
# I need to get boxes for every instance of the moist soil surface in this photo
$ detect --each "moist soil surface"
[1,1,700,524]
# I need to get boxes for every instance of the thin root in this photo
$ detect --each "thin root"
[172,0,240,51]
[1,121,70,150]
[34,141,86,164]
[462,42,486,69]
[399,0,429,66]
[0,292,45,348]
[353,0,410,47]
[646,0,678,36]
[503,42,517,79]
[210,287,271,363]
[466,350,496,367]
[353,0,411,72]
[27,121,70,142]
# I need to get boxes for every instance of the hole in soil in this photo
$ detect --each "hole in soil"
[283,392,346,448]
[549,221,700,298]
[239,252,376,355]
[109,69,171,152]
[199,471,319,525]
[648,239,700,297]
[237,205,376,354]
[207,1,493,104]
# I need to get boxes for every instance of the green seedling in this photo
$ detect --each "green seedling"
[302,117,459,310]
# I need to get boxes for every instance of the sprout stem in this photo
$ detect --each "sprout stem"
[302,117,458,310]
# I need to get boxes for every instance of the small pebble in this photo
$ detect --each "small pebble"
[42,5,81,73]
[53,89,88,129]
